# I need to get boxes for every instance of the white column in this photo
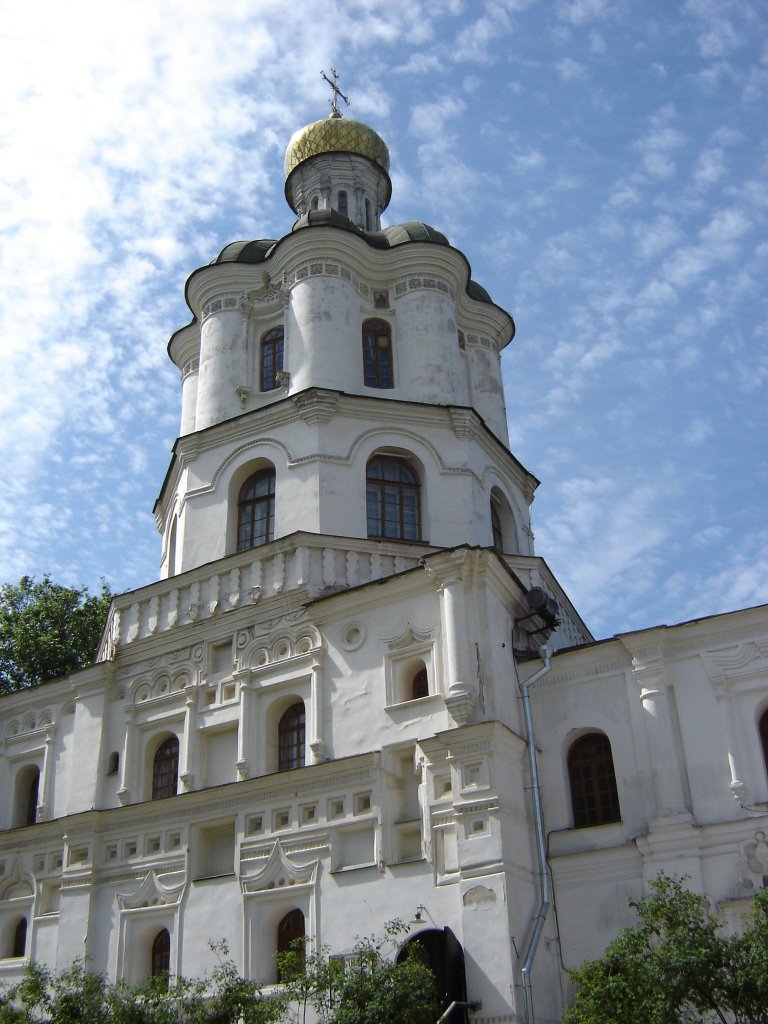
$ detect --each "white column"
[236,672,253,780]
[179,684,198,792]
[633,657,691,821]
[714,681,750,806]
[424,551,478,725]
[117,707,136,805]
[308,658,325,764]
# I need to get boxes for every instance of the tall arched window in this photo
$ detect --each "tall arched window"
[362,319,394,389]
[276,909,305,980]
[152,737,179,800]
[337,190,348,217]
[278,703,305,772]
[490,501,503,554]
[25,769,39,826]
[760,708,768,778]
[260,327,284,391]
[366,455,420,541]
[237,468,276,551]
[12,919,27,959]
[567,733,621,828]
[151,928,171,978]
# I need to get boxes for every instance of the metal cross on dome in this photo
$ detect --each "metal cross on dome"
[321,68,350,117]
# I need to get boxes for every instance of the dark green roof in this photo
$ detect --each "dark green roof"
[208,216,492,305]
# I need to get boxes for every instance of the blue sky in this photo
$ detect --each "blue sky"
[1,0,766,640]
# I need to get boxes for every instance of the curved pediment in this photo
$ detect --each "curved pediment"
[241,840,318,894]
[116,870,186,910]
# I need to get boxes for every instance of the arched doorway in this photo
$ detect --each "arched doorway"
[397,927,468,1023]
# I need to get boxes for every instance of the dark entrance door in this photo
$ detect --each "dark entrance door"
[397,927,468,1023]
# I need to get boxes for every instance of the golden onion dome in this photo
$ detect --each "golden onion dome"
[284,115,390,178]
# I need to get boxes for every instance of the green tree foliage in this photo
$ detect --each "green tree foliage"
[0,947,285,1024]
[276,920,439,1024]
[564,875,768,1024]
[0,575,112,692]
[0,927,437,1024]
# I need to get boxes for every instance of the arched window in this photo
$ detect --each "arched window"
[12,919,27,959]
[362,319,393,389]
[151,928,171,978]
[760,709,768,778]
[567,733,621,828]
[152,737,179,800]
[106,751,120,775]
[278,703,305,772]
[310,195,319,211]
[412,667,429,700]
[338,190,348,217]
[365,198,372,231]
[366,455,420,541]
[276,909,305,980]
[260,327,284,392]
[490,501,503,555]
[25,769,39,826]
[237,468,276,551]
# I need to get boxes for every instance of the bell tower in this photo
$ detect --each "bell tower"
[156,105,541,593]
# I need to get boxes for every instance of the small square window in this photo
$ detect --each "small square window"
[436,776,452,799]
[301,804,318,825]
[104,844,118,862]
[50,853,63,871]
[469,817,486,836]
[167,831,182,851]
[328,798,345,820]
[274,809,290,831]
[34,855,45,873]
[247,815,264,835]
[222,682,236,702]
[145,835,161,855]
[353,792,371,815]
[123,839,138,858]
[203,689,216,707]
[462,761,484,788]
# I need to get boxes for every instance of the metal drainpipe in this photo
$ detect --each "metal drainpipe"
[518,646,553,1024]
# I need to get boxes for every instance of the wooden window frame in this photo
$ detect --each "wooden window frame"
[151,928,171,979]
[366,455,420,542]
[362,319,394,389]
[237,469,276,552]
[260,327,284,392]
[567,733,621,828]
[278,703,306,772]
[152,737,179,801]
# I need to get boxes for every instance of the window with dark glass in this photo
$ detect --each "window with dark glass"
[761,709,768,777]
[25,769,39,826]
[237,469,276,551]
[567,733,621,827]
[278,703,305,771]
[12,919,27,959]
[260,327,284,391]
[151,928,171,978]
[491,501,504,554]
[338,190,348,217]
[362,319,393,389]
[152,737,179,800]
[366,455,420,541]
[277,909,305,979]
[412,667,429,700]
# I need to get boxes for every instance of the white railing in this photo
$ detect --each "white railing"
[99,533,427,657]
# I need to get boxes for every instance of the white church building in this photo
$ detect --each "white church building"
[1,106,767,1023]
